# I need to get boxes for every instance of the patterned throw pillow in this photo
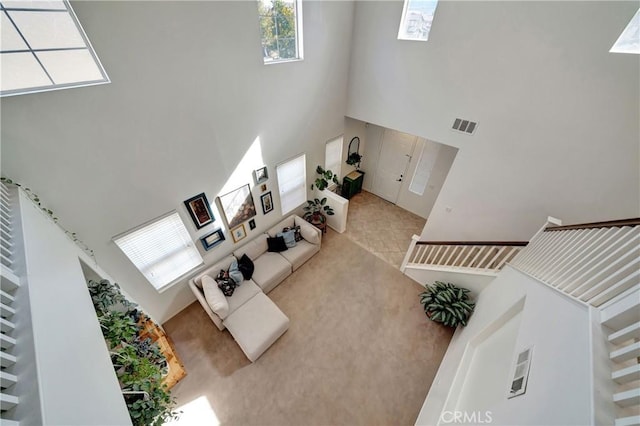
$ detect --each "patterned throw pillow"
[215,269,237,297]
[283,225,303,242]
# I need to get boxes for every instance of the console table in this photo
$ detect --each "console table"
[342,170,365,200]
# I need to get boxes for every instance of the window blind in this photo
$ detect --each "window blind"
[276,154,306,215]
[325,136,343,178]
[114,212,203,291]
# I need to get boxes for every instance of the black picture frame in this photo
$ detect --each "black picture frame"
[261,191,273,214]
[253,166,269,185]
[249,219,256,230]
[200,228,225,251]
[184,192,214,229]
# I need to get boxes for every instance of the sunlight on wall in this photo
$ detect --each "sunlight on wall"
[168,395,220,426]
[220,136,265,194]
[207,136,265,228]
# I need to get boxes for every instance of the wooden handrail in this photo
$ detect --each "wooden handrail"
[545,218,640,232]
[415,241,528,246]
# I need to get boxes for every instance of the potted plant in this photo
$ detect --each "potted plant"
[346,152,362,168]
[303,197,335,224]
[310,166,340,191]
[419,281,475,327]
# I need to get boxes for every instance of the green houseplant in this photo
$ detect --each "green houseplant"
[87,279,179,425]
[303,197,335,223]
[419,281,475,327]
[345,152,362,168]
[311,165,340,191]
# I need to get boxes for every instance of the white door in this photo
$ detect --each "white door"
[371,130,416,203]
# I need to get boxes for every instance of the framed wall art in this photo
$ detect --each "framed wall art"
[253,166,269,185]
[184,192,214,229]
[218,184,257,229]
[248,219,256,230]
[200,228,225,251]
[261,191,273,214]
[231,224,247,243]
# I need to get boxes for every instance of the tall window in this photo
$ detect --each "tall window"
[257,0,303,63]
[114,212,203,292]
[398,0,438,41]
[276,154,306,215]
[325,136,343,179]
[1,0,109,97]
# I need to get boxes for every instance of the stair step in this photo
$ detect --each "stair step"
[613,364,640,384]
[0,351,17,368]
[0,317,15,333]
[614,388,640,407]
[0,391,18,410]
[610,322,640,345]
[0,371,17,389]
[611,342,640,362]
[0,302,15,319]
[0,267,20,292]
[616,416,640,426]
[0,289,15,305]
[0,333,16,350]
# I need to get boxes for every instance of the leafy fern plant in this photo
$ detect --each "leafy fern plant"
[419,281,475,327]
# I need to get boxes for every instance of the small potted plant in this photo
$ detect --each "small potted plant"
[311,166,340,191]
[303,197,335,224]
[419,281,475,327]
[346,152,362,168]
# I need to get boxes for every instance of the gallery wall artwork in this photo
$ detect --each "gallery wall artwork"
[218,184,257,229]
[184,192,214,229]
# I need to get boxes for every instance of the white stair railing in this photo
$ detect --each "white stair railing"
[0,182,21,426]
[400,235,527,275]
[510,217,640,426]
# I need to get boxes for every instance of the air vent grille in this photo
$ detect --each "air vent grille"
[452,118,478,135]
[508,346,533,398]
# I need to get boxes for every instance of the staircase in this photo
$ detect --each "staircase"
[509,218,640,425]
[1,183,23,426]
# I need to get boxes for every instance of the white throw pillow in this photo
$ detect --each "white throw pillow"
[201,275,229,319]
[300,224,320,244]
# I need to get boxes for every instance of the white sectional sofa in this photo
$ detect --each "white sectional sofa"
[188,215,321,361]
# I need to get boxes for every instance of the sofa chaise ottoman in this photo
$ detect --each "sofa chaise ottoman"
[189,256,289,362]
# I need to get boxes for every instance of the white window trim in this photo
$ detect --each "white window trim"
[113,211,203,293]
[276,153,307,215]
[325,135,343,181]
[259,0,304,64]
[397,0,439,42]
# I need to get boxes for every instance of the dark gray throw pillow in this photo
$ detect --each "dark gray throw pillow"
[267,236,288,253]
[237,253,255,280]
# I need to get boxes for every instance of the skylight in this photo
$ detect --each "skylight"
[0,0,109,97]
[398,0,438,41]
[610,8,640,54]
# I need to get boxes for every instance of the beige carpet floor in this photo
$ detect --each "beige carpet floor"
[164,229,453,426]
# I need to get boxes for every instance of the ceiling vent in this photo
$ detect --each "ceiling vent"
[508,346,533,399]
[452,118,478,135]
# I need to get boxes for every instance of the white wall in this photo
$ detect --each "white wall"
[1,1,355,323]
[415,266,592,426]
[353,120,457,218]
[347,1,640,241]
[18,191,132,425]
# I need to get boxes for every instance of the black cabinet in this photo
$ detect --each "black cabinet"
[342,170,364,200]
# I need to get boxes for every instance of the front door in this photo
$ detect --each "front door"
[371,129,416,203]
